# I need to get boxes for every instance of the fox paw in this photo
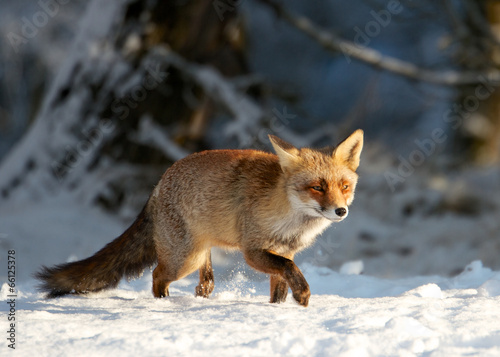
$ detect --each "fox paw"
[195,281,214,298]
[292,288,310,307]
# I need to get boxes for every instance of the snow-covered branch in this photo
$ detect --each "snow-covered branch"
[259,0,500,86]
[147,46,264,145]
[135,116,190,161]
[146,47,330,149]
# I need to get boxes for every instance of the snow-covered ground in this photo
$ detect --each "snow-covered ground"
[1,192,500,356]
[3,261,500,356]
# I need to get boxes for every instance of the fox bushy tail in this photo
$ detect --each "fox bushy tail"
[35,204,157,298]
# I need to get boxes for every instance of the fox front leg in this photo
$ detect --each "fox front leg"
[270,253,295,303]
[195,249,215,298]
[244,249,310,307]
[270,274,288,303]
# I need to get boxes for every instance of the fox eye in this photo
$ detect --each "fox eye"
[342,184,349,190]
[311,186,323,192]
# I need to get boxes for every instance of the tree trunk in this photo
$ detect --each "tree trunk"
[0,0,249,211]
[452,0,500,165]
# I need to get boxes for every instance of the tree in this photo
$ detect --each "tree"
[0,0,253,211]
[447,0,500,164]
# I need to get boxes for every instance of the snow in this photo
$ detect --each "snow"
[2,261,500,356]
[339,260,364,275]
[2,195,500,356]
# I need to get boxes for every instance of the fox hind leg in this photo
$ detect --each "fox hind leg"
[153,262,172,298]
[195,249,214,298]
[152,244,213,299]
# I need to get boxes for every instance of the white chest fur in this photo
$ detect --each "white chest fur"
[269,212,332,254]
[299,218,332,248]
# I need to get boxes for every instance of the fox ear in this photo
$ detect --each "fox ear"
[269,135,300,170]
[334,129,364,171]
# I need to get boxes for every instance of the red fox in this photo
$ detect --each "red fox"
[36,130,363,307]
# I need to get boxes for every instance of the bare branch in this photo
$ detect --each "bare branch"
[258,0,500,86]
[147,46,263,145]
[135,116,190,161]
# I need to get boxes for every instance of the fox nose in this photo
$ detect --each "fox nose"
[335,207,347,217]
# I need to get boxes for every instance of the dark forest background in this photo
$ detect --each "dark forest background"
[1,0,500,279]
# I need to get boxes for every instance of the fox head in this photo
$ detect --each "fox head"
[269,130,363,222]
